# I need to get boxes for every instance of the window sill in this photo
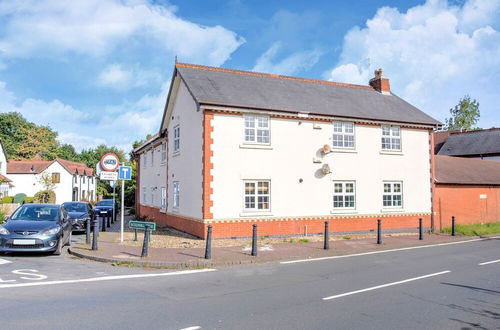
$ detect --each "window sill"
[239,212,273,217]
[379,150,403,156]
[172,152,180,157]
[330,209,358,214]
[330,148,357,154]
[380,208,404,213]
[160,208,167,213]
[172,208,179,213]
[239,144,273,150]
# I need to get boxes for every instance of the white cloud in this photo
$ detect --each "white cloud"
[326,0,500,127]
[97,63,163,90]
[253,42,323,76]
[0,0,244,66]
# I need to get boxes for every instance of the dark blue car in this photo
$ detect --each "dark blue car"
[62,201,95,232]
[94,199,117,218]
[0,204,72,255]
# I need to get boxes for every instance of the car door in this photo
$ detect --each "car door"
[60,208,71,241]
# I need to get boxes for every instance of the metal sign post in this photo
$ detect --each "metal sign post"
[118,165,132,243]
[121,179,125,243]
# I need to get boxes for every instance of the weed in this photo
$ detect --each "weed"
[342,236,352,240]
[299,238,310,243]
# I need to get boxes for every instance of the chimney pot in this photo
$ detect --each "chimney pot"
[369,68,391,94]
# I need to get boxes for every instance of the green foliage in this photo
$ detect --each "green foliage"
[1,196,14,204]
[444,95,480,131]
[23,197,34,204]
[0,208,5,224]
[13,193,27,204]
[442,222,500,236]
[33,190,56,204]
[37,172,57,191]
[56,143,78,160]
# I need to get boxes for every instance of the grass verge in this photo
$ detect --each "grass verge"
[441,222,500,236]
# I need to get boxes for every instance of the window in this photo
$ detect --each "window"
[83,176,86,184]
[143,153,147,167]
[150,187,154,205]
[173,126,180,153]
[161,187,167,210]
[74,175,77,184]
[383,182,403,208]
[161,143,167,163]
[244,180,270,211]
[142,187,147,204]
[332,122,355,148]
[51,172,60,183]
[333,181,356,209]
[150,149,154,166]
[244,115,270,144]
[90,190,94,201]
[381,126,401,150]
[81,190,86,200]
[173,181,180,209]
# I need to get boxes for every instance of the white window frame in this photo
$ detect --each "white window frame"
[161,187,167,211]
[142,187,147,204]
[333,181,356,209]
[332,122,355,149]
[243,115,270,145]
[381,125,401,151]
[383,181,403,208]
[143,153,147,167]
[161,143,167,163]
[243,180,271,212]
[173,181,180,210]
[173,125,180,153]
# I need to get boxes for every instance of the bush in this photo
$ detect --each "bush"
[13,193,27,204]
[0,208,5,224]
[1,196,14,204]
[33,190,56,204]
[23,197,34,204]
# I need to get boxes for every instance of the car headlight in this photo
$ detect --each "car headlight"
[42,227,61,235]
[0,226,9,235]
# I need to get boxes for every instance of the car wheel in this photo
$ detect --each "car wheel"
[66,231,72,247]
[53,238,62,255]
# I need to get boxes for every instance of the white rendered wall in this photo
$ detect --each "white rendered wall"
[139,143,167,210]
[210,114,432,219]
[0,148,7,177]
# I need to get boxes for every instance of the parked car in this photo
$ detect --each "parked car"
[94,199,117,218]
[61,201,94,233]
[0,204,72,255]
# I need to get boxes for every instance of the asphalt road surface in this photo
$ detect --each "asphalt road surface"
[1,235,499,330]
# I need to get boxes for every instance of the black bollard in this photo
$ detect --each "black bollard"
[86,217,91,244]
[324,221,330,250]
[141,225,151,258]
[451,216,456,236]
[205,225,212,259]
[377,219,382,244]
[92,218,98,251]
[419,218,423,240]
[134,229,138,241]
[251,224,258,256]
[101,216,106,232]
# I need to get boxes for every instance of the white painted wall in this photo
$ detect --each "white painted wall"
[9,162,96,203]
[139,80,203,219]
[210,114,432,219]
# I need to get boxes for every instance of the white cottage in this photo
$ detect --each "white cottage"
[7,158,96,204]
[0,141,13,197]
[134,63,441,238]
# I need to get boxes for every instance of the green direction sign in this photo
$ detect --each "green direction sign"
[129,221,156,231]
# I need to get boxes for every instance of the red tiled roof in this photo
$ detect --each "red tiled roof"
[7,159,94,176]
[0,174,12,183]
[435,155,500,185]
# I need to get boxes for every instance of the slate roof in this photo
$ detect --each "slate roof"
[175,63,441,126]
[434,155,500,185]
[7,158,94,176]
[437,128,500,156]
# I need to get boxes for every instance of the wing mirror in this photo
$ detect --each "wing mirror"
[3,216,9,222]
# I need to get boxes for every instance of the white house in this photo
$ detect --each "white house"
[134,63,441,238]
[0,141,13,197]
[7,158,96,204]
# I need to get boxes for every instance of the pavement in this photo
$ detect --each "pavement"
[68,215,491,268]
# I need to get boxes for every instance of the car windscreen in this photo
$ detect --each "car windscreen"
[10,205,60,221]
[62,203,87,212]
[97,200,113,206]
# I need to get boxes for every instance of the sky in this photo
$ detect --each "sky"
[0,0,498,152]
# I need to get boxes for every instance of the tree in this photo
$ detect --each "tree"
[57,144,78,161]
[444,95,480,131]
[37,172,57,191]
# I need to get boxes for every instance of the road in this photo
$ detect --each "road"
[1,235,499,330]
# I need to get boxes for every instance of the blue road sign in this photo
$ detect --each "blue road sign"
[118,166,132,180]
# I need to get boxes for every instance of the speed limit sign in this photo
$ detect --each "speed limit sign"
[100,153,120,172]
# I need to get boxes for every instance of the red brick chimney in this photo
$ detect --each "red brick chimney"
[369,68,390,94]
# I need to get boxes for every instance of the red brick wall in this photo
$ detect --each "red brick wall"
[434,185,500,230]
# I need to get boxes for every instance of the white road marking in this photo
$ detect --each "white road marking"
[0,258,11,265]
[479,259,500,266]
[323,270,451,301]
[281,237,500,264]
[0,268,216,289]
[180,327,201,330]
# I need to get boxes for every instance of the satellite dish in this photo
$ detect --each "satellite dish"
[321,164,331,175]
[322,144,331,154]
